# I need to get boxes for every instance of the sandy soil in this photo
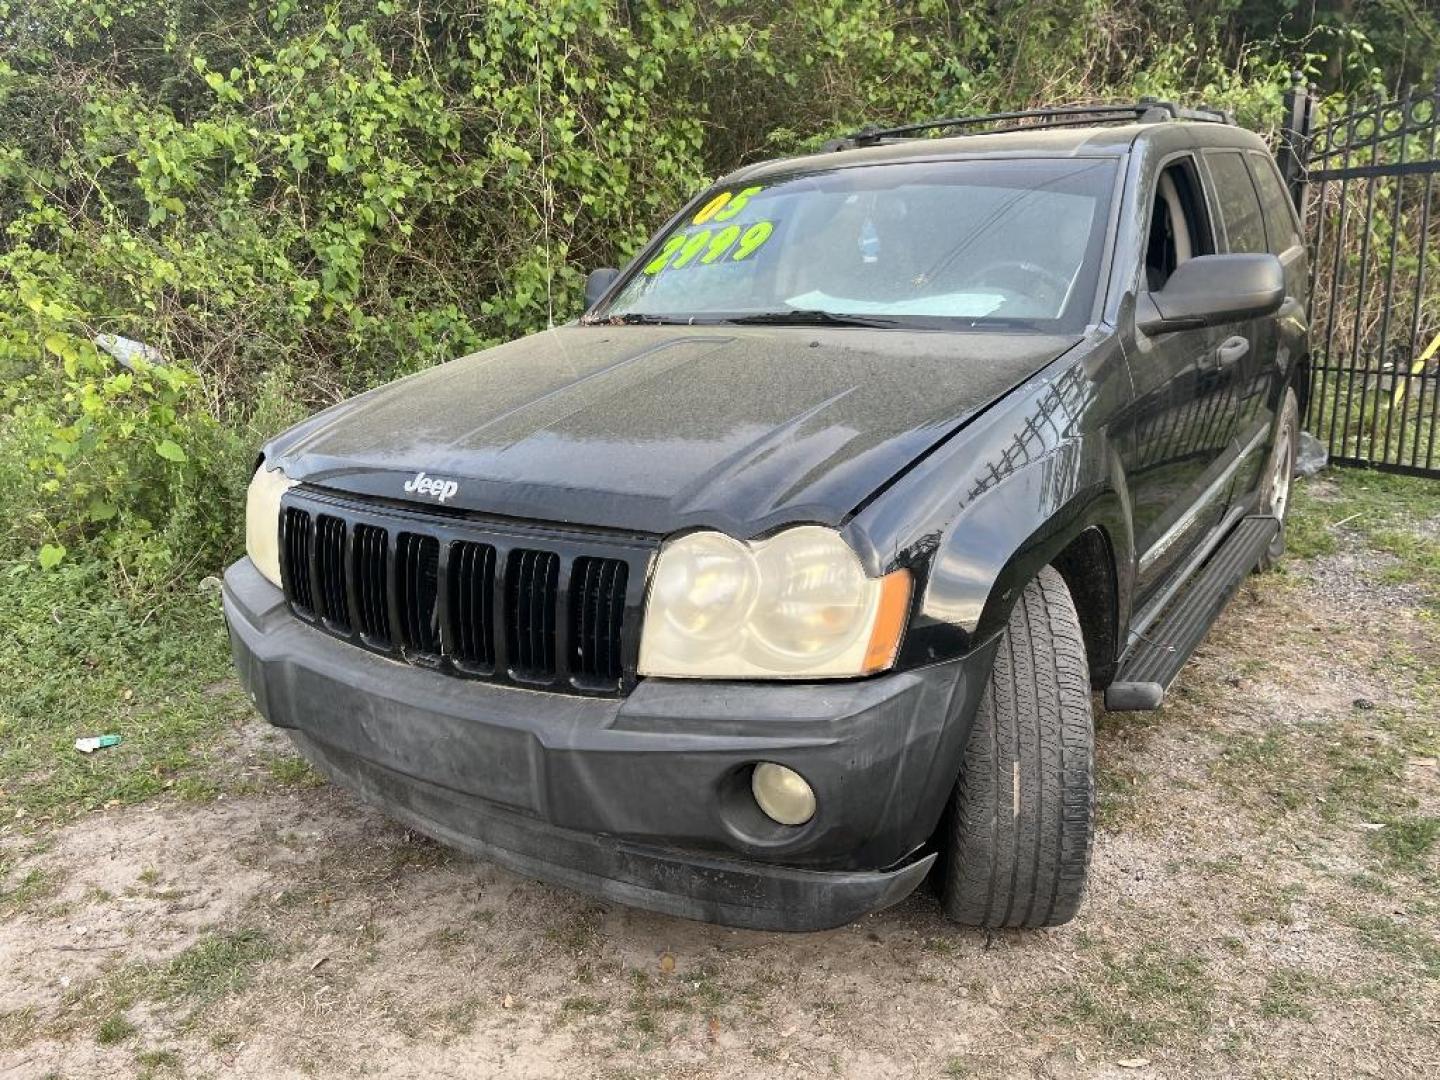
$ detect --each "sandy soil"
[2,512,1438,1079]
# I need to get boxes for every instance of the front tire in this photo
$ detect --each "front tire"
[938,566,1094,928]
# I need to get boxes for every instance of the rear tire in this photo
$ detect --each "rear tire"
[1256,387,1300,571]
[938,566,1094,928]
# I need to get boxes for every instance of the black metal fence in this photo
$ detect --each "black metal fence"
[1280,76,1440,477]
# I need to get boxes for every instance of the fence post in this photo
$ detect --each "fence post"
[1279,71,1314,216]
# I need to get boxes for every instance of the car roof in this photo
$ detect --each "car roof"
[723,121,1272,186]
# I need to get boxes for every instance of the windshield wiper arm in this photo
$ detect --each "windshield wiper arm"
[723,309,900,329]
[581,312,697,326]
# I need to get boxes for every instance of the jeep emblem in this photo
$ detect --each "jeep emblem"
[402,470,459,503]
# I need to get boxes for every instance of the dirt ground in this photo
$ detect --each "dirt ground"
[3,478,1438,1079]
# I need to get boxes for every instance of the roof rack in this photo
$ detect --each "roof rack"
[820,100,1235,152]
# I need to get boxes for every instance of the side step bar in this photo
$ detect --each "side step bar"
[1104,515,1279,712]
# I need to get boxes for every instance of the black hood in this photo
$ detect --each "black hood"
[266,325,1080,537]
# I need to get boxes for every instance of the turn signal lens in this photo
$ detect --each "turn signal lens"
[863,569,914,674]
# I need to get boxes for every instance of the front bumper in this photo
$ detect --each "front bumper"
[223,557,993,931]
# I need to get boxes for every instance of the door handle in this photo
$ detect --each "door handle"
[1215,336,1250,369]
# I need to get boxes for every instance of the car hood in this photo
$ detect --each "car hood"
[267,325,1081,537]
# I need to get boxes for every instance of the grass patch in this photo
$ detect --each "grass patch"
[1287,471,1440,604]
[0,1006,38,1051]
[0,865,58,914]
[1095,762,1151,832]
[1210,732,1316,817]
[428,994,483,1040]
[1259,968,1320,1020]
[560,994,608,1017]
[97,1013,138,1044]
[545,906,603,952]
[944,1056,984,1077]
[1319,729,1408,824]
[1350,914,1440,979]
[162,927,275,1005]
[1061,942,1215,1049]
[1238,881,1306,928]
[265,753,321,787]
[136,1047,181,1076]
[1368,815,1440,870]
[61,926,278,1039]
[0,561,247,823]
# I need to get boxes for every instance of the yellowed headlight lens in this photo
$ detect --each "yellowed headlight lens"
[245,464,295,588]
[638,527,910,679]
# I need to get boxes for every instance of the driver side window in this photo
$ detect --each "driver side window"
[1144,158,1213,291]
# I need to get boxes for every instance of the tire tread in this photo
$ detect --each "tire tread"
[940,566,1095,928]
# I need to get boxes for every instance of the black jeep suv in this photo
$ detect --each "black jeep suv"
[224,102,1309,931]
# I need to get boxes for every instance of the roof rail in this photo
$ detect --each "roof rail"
[820,100,1235,152]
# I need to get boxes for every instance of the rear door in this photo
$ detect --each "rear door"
[1236,150,1309,494]
[1199,149,1284,504]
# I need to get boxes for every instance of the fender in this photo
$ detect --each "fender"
[848,340,1136,670]
[901,453,1131,667]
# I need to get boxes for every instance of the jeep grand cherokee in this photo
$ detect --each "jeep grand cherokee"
[224,101,1308,931]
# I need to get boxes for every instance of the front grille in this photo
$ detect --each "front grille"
[278,490,651,695]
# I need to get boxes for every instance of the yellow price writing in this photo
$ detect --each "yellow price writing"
[642,220,775,275]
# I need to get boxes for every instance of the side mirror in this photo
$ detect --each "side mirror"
[1137,253,1285,335]
[584,267,620,311]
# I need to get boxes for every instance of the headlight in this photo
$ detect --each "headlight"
[245,463,295,588]
[638,526,911,679]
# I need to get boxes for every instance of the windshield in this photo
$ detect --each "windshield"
[593,158,1117,331]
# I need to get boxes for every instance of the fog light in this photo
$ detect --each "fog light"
[751,763,816,826]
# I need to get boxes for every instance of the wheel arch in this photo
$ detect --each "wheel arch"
[1050,526,1121,689]
[1292,351,1312,420]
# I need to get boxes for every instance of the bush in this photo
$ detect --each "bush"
[0,0,1402,592]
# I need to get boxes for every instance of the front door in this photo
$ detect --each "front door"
[1120,154,1243,600]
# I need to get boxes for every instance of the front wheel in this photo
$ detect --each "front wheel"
[936,566,1095,928]
[1256,386,1300,570]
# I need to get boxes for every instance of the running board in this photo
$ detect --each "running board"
[1104,516,1279,712]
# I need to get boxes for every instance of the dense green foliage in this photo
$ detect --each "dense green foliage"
[0,0,1430,592]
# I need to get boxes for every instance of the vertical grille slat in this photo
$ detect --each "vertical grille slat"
[506,548,559,679]
[353,523,391,644]
[447,540,496,668]
[580,559,599,678]
[396,532,440,654]
[601,559,619,678]
[315,514,350,632]
[279,495,638,695]
[283,507,314,615]
[570,556,628,686]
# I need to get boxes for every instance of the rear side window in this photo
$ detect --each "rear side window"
[1206,151,1267,254]
[1248,152,1303,254]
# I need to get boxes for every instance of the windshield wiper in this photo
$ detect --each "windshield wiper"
[723,309,900,329]
[581,312,699,326]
